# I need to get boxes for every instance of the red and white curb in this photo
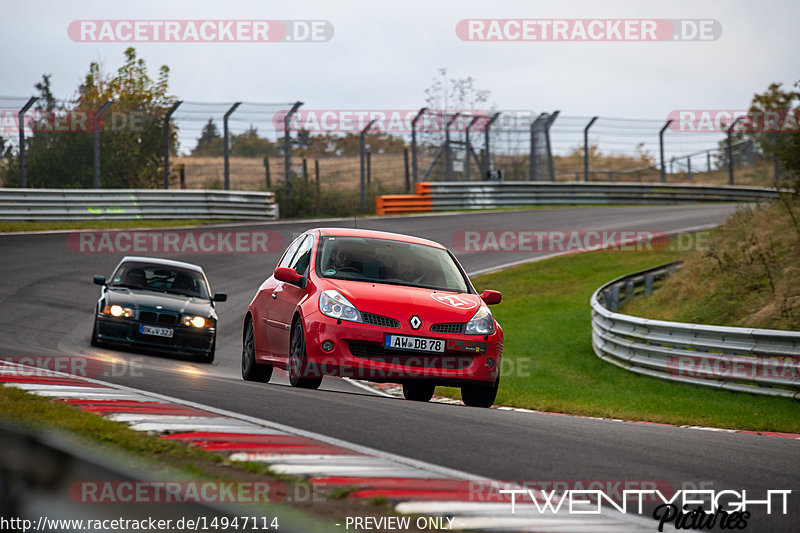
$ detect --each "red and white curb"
[0,361,660,532]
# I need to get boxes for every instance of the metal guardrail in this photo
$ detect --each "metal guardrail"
[0,188,279,221]
[590,263,800,399]
[423,182,780,211]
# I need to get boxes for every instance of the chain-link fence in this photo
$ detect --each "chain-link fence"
[0,96,786,215]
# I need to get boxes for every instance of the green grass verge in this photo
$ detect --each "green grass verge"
[0,384,284,480]
[439,243,799,433]
[0,219,229,233]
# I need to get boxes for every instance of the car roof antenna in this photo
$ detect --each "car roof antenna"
[352,200,357,229]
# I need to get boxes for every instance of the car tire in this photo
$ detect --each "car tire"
[402,382,435,402]
[242,319,273,382]
[195,339,216,364]
[288,320,322,390]
[461,377,499,408]
[90,318,104,347]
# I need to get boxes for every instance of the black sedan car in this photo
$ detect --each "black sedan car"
[91,256,226,363]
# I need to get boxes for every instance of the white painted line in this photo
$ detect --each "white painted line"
[5,384,109,391]
[106,413,221,423]
[269,465,436,477]
[229,453,367,463]
[25,390,148,401]
[129,422,265,432]
[451,516,648,532]
[341,378,396,398]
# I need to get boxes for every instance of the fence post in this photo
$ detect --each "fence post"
[264,156,271,188]
[772,132,781,184]
[726,117,742,186]
[484,112,501,178]
[545,110,560,182]
[444,112,460,182]
[366,151,372,184]
[584,116,598,182]
[17,97,37,188]
[179,164,186,189]
[162,101,182,189]
[93,101,113,189]
[411,107,427,185]
[707,151,711,172]
[302,158,308,182]
[687,156,692,182]
[403,147,410,191]
[283,101,303,215]
[659,119,672,183]
[223,102,241,191]
[360,119,377,212]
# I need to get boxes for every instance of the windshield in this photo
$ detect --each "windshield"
[316,236,470,293]
[109,262,210,299]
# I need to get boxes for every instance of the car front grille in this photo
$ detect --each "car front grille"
[348,341,473,369]
[361,312,401,329]
[430,322,466,334]
[139,311,177,326]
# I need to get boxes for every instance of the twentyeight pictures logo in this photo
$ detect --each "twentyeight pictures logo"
[456,19,721,41]
[68,20,334,42]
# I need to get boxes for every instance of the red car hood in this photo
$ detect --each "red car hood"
[325,280,483,323]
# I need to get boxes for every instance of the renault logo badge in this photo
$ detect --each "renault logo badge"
[409,315,422,330]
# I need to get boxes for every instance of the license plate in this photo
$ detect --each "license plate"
[384,334,445,353]
[140,324,174,338]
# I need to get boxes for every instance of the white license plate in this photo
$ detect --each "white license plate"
[384,334,445,353]
[140,324,174,338]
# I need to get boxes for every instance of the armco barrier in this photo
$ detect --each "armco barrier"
[0,188,278,221]
[591,263,800,399]
[375,182,780,215]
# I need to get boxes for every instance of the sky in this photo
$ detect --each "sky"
[2,0,798,156]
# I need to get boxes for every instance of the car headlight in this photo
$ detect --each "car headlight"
[319,290,362,323]
[102,305,134,318]
[182,315,211,328]
[465,306,495,335]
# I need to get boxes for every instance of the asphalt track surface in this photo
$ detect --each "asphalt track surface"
[1,205,798,531]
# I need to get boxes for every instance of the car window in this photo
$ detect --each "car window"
[277,235,304,269]
[110,262,210,299]
[288,235,313,276]
[315,236,469,293]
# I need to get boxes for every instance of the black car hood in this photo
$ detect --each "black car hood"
[105,288,214,316]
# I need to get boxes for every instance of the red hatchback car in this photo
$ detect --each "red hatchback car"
[242,228,503,407]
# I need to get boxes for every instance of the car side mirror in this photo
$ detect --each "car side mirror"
[480,289,502,305]
[93,275,106,286]
[213,293,227,302]
[274,267,302,284]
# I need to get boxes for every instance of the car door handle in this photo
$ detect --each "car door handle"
[271,293,277,299]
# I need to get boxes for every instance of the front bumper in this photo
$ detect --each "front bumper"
[95,315,214,355]
[302,311,502,386]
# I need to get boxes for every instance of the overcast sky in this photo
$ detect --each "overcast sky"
[2,0,798,156]
[3,0,798,112]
